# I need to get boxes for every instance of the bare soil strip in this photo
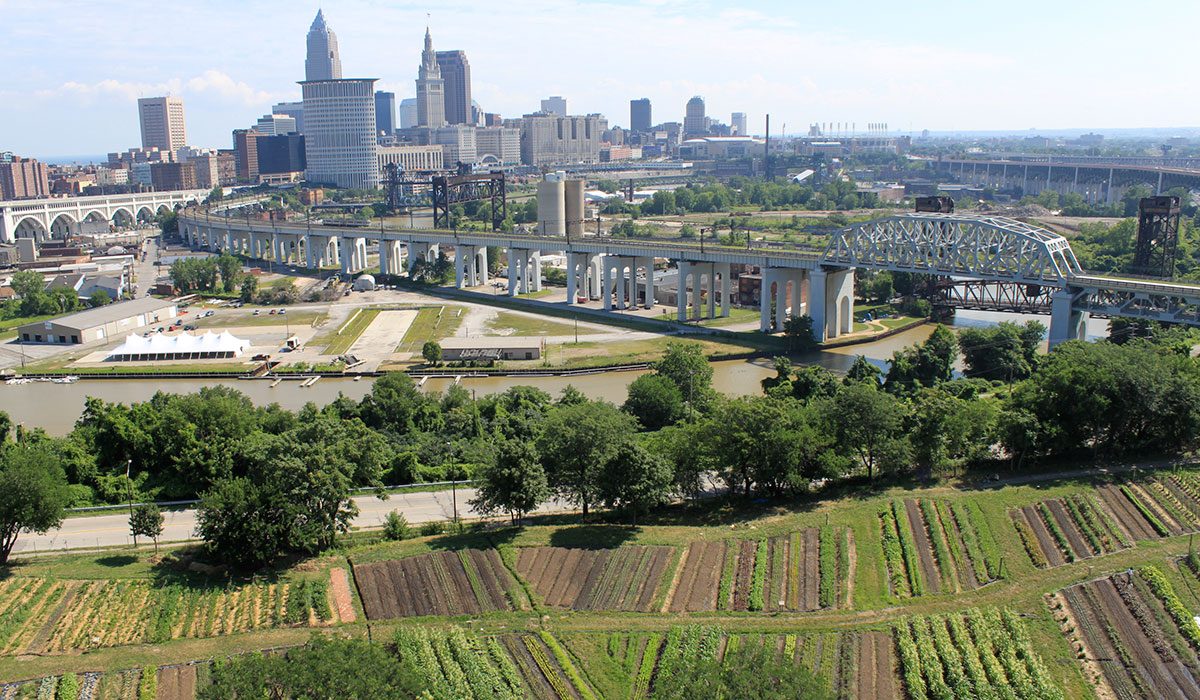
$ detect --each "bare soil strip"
[1046,499,1092,558]
[802,528,820,610]
[328,568,355,623]
[1021,505,1066,567]
[732,540,754,612]
[1096,485,1157,540]
[904,500,941,595]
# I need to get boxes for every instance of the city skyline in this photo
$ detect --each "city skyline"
[2,0,1199,157]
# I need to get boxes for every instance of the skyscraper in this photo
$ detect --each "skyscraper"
[731,112,747,136]
[271,101,305,133]
[684,96,706,137]
[399,98,419,129]
[301,78,379,189]
[540,96,567,116]
[305,10,342,81]
[138,96,187,153]
[630,98,651,132]
[436,50,472,125]
[375,91,396,135]
[415,28,446,127]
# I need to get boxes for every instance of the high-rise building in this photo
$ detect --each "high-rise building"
[138,96,187,153]
[301,78,379,189]
[255,114,298,136]
[272,101,305,133]
[305,9,342,81]
[431,125,477,167]
[630,98,651,132]
[0,153,50,200]
[375,91,396,135]
[436,50,472,125]
[475,127,521,166]
[731,112,747,136]
[399,98,419,129]
[416,28,446,127]
[257,134,307,175]
[149,162,197,191]
[540,96,567,116]
[232,129,264,183]
[377,145,443,175]
[517,113,605,166]
[684,96,706,137]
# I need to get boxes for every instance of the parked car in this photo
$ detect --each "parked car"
[278,309,286,315]
[269,309,277,315]
[183,324,197,331]
[252,309,261,316]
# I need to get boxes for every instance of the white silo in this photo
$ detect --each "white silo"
[565,179,586,237]
[536,171,566,236]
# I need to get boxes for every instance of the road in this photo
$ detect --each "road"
[13,487,572,556]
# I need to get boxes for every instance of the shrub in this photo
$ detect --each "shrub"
[419,521,446,537]
[382,511,411,541]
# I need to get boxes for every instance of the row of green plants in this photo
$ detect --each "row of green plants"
[1119,485,1171,536]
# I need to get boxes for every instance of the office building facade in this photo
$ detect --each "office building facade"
[436,50,472,125]
[257,134,306,175]
[377,145,443,174]
[305,10,342,81]
[255,114,297,136]
[540,96,567,116]
[271,101,305,133]
[399,98,419,129]
[630,98,651,132]
[518,113,605,166]
[375,91,397,135]
[149,162,197,191]
[475,127,521,165]
[416,28,446,127]
[301,78,379,189]
[731,112,747,136]
[232,129,264,183]
[684,96,706,137]
[138,96,187,153]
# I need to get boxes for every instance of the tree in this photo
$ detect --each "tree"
[382,511,410,540]
[884,325,958,393]
[239,275,258,303]
[206,186,224,203]
[844,355,882,386]
[824,383,909,479]
[0,446,70,564]
[958,321,1044,381]
[623,374,685,430]
[469,439,549,524]
[536,401,636,516]
[201,636,421,700]
[790,365,840,403]
[654,341,714,409]
[909,388,996,475]
[129,503,164,553]
[88,290,113,307]
[421,341,442,366]
[215,253,242,292]
[782,315,817,351]
[597,441,673,523]
[650,639,833,700]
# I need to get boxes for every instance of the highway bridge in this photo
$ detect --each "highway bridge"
[923,156,1200,203]
[178,207,1200,345]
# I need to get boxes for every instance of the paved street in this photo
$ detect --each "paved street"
[13,487,572,556]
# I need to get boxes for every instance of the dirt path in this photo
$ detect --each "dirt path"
[904,500,941,595]
[803,529,820,610]
[732,540,754,611]
[328,568,355,623]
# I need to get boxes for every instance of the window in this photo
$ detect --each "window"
[71,335,79,343]
[21,333,29,341]
[34,335,42,342]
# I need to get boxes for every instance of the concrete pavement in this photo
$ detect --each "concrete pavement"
[13,487,572,556]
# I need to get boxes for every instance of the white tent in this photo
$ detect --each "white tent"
[106,331,250,362]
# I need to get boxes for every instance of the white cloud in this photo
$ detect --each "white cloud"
[32,71,283,106]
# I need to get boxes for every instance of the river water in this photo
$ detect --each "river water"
[0,310,1110,435]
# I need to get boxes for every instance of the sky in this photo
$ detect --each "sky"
[2,0,1198,159]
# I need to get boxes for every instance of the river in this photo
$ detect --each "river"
[0,310,1110,435]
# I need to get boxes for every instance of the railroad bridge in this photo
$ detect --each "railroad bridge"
[0,190,209,243]
[177,208,1200,345]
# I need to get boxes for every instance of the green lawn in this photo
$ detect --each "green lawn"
[483,311,581,337]
[395,305,466,353]
[323,308,380,355]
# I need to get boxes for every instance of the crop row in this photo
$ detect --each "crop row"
[895,608,1062,700]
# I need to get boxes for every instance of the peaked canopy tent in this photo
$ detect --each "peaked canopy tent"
[106,331,250,362]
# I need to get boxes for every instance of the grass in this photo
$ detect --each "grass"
[192,311,324,329]
[483,312,581,337]
[323,309,380,355]
[504,336,756,370]
[396,306,466,353]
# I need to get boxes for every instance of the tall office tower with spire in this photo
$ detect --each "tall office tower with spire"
[305,9,342,81]
[436,50,472,125]
[416,28,446,127]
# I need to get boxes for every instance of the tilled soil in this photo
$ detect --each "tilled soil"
[1021,505,1066,567]
[1128,483,1187,535]
[904,499,941,595]
[668,542,724,612]
[1096,485,1158,540]
[1046,499,1092,558]
[328,568,355,623]
[351,549,508,620]
[802,528,820,610]
[731,540,755,611]
[856,630,899,699]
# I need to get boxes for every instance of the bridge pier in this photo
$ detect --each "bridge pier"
[507,249,540,296]
[453,245,488,288]
[804,268,854,342]
[1048,289,1088,348]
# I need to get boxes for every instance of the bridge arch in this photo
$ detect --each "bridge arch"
[83,210,107,224]
[14,216,49,241]
[111,207,134,228]
[136,206,155,224]
[49,213,76,238]
[822,213,1082,286]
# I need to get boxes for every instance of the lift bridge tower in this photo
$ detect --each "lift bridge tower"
[1132,195,1182,278]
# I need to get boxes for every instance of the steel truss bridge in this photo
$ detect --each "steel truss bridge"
[178,206,1200,344]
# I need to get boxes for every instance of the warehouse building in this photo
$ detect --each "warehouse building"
[439,337,542,362]
[17,297,177,344]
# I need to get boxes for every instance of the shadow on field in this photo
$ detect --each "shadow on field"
[96,554,138,568]
[549,525,640,549]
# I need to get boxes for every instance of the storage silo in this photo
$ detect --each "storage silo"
[536,171,566,236]
[565,179,586,237]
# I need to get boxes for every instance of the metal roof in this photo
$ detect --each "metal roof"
[33,297,175,329]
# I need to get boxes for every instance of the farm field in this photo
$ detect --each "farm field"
[1052,565,1200,699]
[0,574,336,657]
[352,549,524,619]
[879,498,1000,598]
[515,545,674,612]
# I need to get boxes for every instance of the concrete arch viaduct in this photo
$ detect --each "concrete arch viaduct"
[0,190,209,243]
